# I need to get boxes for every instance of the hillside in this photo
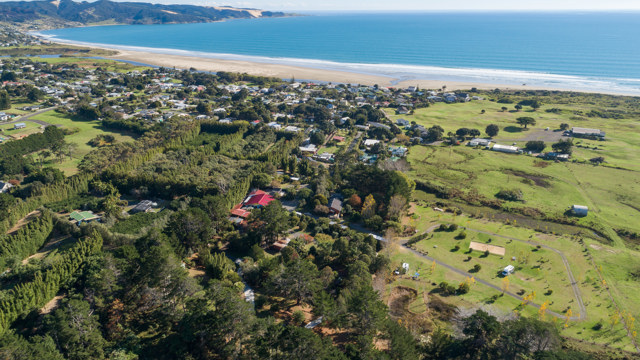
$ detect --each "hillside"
[0,0,287,26]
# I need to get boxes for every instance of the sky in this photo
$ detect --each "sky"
[143,0,640,11]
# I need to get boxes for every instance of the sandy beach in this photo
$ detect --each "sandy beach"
[101,47,556,92]
[36,37,636,95]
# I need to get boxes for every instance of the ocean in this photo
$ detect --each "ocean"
[38,12,640,94]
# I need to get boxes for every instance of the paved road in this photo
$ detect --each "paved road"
[1,106,58,127]
[346,131,362,152]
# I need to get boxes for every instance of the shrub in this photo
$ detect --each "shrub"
[452,245,460,252]
[448,224,458,232]
[292,310,306,326]
[458,282,470,294]
[473,264,482,272]
[496,188,524,202]
[455,231,467,240]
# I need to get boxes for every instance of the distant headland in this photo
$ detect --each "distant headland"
[0,0,291,30]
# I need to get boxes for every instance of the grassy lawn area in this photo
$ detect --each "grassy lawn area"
[1,120,41,138]
[405,144,640,241]
[384,99,640,172]
[31,110,137,175]
[29,57,151,73]
[395,204,640,351]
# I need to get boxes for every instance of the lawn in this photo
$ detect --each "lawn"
[1,120,42,138]
[397,204,640,351]
[31,110,137,174]
[29,57,151,73]
[405,144,640,241]
[384,99,640,171]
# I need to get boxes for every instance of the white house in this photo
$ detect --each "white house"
[468,138,492,147]
[267,122,282,130]
[492,144,520,154]
[363,139,381,148]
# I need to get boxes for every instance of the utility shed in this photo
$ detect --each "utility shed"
[571,205,588,217]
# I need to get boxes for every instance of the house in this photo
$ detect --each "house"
[329,198,343,216]
[316,152,335,163]
[69,210,101,224]
[369,122,390,130]
[13,122,26,130]
[543,152,569,161]
[363,139,381,148]
[468,138,492,147]
[457,93,470,102]
[570,127,605,138]
[502,265,515,276]
[267,122,282,130]
[244,190,275,208]
[284,125,301,133]
[389,146,408,157]
[131,200,158,214]
[299,144,318,155]
[571,205,588,217]
[396,106,410,115]
[491,144,520,154]
[396,118,410,127]
[355,124,370,131]
[0,181,12,193]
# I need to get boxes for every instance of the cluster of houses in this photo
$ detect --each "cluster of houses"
[467,138,569,161]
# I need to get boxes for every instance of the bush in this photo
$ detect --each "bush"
[437,224,448,232]
[525,140,546,152]
[452,245,460,252]
[458,282,470,294]
[496,188,524,202]
[448,224,458,232]
[455,231,467,240]
[291,310,306,326]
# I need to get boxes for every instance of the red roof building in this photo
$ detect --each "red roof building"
[245,193,275,207]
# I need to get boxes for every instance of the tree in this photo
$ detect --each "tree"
[456,128,470,138]
[501,106,508,112]
[425,125,444,142]
[27,87,45,102]
[251,173,272,189]
[178,281,255,359]
[552,139,573,155]
[250,200,289,246]
[485,124,499,138]
[517,117,536,129]
[387,194,407,220]
[0,90,10,110]
[361,194,376,219]
[271,259,321,305]
[196,101,211,115]
[167,207,214,254]
[348,194,362,210]
[559,123,570,131]
[469,129,481,138]
[515,104,523,111]
[309,131,325,145]
[525,140,546,152]
[44,299,108,360]
[462,310,501,356]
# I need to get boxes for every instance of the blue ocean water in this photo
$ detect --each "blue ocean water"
[39,12,640,94]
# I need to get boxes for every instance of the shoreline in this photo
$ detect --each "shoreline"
[37,37,640,96]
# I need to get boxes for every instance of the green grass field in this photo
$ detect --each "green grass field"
[31,110,136,174]
[29,57,151,73]
[384,99,640,171]
[387,205,639,351]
